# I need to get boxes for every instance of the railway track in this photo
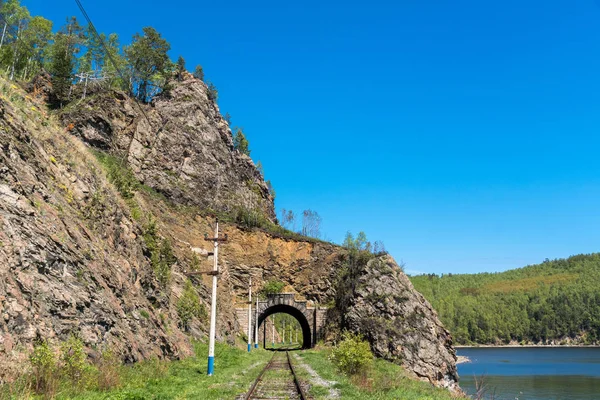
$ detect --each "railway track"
[242,350,309,400]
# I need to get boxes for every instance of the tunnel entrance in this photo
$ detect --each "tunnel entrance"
[257,304,312,349]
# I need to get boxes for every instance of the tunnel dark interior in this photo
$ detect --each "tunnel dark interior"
[257,304,312,349]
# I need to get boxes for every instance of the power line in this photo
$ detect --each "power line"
[73,0,153,128]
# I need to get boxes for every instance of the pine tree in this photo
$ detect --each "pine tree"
[193,64,204,81]
[49,33,74,106]
[233,127,250,156]
[176,55,185,81]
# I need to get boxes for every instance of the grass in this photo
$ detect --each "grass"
[294,348,460,400]
[6,342,462,399]
[51,342,271,400]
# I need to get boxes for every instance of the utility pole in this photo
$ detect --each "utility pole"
[254,295,259,349]
[248,277,252,352]
[205,218,227,376]
[295,328,298,344]
[282,320,285,344]
[271,317,275,348]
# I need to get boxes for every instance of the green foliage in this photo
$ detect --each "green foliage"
[30,340,58,395]
[410,253,600,345]
[233,207,268,229]
[153,237,175,287]
[193,64,204,81]
[176,280,207,330]
[176,55,185,81]
[94,151,139,199]
[96,347,121,391]
[255,160,264,176]
[125,26,171,102]
[330,332,373,376]
[139,309,150,319]
[206,80,218,101]
[141,219,175,287]
[298,348,456,400]
[49,32,75,105]
[266,180,275,199]
[60,335,91,388]
[233,127,250,156]
[260,279,286,297]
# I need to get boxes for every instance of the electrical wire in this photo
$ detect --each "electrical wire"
[73,0,153,128]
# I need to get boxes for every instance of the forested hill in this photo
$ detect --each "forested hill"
[410,254,600,345]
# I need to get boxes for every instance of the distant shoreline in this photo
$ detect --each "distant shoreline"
[455,344,600,348]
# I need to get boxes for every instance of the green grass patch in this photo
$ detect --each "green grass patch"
[294,348,457,400]
[55,342,271,400]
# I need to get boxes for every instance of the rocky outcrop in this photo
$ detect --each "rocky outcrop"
[0,82,192,364]
[59,72,275,221]
[343,255,459,391]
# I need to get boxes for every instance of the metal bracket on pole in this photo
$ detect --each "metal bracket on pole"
[184,270,220,276]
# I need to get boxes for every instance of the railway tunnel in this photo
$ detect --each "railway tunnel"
[236,293,327,349]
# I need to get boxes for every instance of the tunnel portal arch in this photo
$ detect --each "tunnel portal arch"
[237,293,327,349]
[258,303,312,349]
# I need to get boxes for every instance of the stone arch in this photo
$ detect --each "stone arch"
[257,304,312,349]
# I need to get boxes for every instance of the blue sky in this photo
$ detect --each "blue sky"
[23,0,600,275]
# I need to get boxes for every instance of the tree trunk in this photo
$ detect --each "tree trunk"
[9,23,21,81]
[0,22,7,50]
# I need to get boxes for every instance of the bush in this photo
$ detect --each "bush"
[30,340,58,396]
[143,220,176,288]
[330,332,373,376]
[260,279,285,297]
[96,347,121,390]
[153,238,175,287]
[94,151,139,200]
[177,280,207,330]
[60,335,93,389]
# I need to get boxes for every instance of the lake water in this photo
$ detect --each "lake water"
[457,347,600,400]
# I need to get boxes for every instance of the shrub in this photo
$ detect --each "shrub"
[260,279,285,297]
[152,238,175,287]
[60,335,91,389]
[94,151,139,200]
[177,280,207,330]
[234,207,268,229]
[330,332,373,376]
[96,347,121,390]
[30,340,58,396]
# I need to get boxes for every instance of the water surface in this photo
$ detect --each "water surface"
[457,347,600,400]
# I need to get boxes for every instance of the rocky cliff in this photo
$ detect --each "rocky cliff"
[343,255,459,391]
[1,73,458,391]
[0,79,191,370]
[59,72,275,221]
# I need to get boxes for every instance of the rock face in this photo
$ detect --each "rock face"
[0,83,192,366]
[60,72,275,221]
[343,255,459,391]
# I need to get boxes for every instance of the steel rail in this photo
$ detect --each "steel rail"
[287,351,309,400]
[244,348,309,400]
[244,351,276,400]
